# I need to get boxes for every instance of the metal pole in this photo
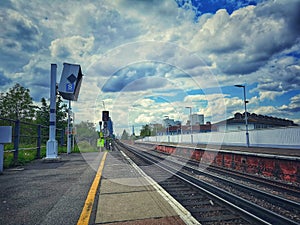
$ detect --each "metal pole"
[186,107,193,144]
[46,64,58,158]
[180,122,183,143]
[0,144,4,173]
[13,119,20,163]
[190,107,193,144]
[72,113,75,152]
[167,125,170,143]
[37,125,41,159]
[164,116,170,143]
[243,86,250,147]
[67,100,72,154]
[235,84,250,147]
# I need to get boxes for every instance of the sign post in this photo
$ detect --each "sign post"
[67,100,72,154]
[0,126,12,173]
[58,63,83,154]
[46,64,58,159]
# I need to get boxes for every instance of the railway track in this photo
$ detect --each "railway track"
[203,162,300,199]
[115,140,300,225]
[140,143,300,201]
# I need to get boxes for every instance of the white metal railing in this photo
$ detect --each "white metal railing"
[138,127,300,149]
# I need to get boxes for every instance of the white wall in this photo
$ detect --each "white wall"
[140,127,300,149]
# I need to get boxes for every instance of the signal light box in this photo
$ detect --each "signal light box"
[58,63,83,101]
[102,111,109,121]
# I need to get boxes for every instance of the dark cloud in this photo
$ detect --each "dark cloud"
[0,71,12,87]
[29,67,51,88]
[0,49,29,74]
[257,82,283,92]
[0,8,42,75]
[255,0,300,31]
[1,9,41,52]
[125,77,168,92]
[101,75,167,92]
[261,56,300,92]
[192,0,300,75]
[0,0,299,124]
[280,94,300,113]
[282,107,300,113]
[218,57,265,75]
[101,62,172,92]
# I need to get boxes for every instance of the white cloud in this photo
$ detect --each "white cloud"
[258,91,284,101]
[252,105,278,115]
[183,93,227,122]
[50,36,94,60]
[251,47,300,101]
[0,0,299,131]
[189,1,300,75]
[279,94,300,113]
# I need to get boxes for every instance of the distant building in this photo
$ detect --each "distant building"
[161,115,207,135]
[188,114,204,125]
[214,112,298,132]
[167,122,212,135]
[163,118,181,127]
[163,118,175,127]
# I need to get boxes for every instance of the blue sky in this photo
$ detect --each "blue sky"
[0,0,299,135]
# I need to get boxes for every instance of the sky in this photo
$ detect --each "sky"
[1,0,300,135]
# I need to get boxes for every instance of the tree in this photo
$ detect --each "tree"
[121,129,129,140]
[35,96,68,129]
[0,83,36,121]
[75,121,99,147]
[35,97,49,125]
[140,124,151,137]
[56,96,68,130]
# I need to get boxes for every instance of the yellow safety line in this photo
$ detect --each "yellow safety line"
[77,151,108,225]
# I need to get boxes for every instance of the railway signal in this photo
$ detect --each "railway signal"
[102,111,109,122]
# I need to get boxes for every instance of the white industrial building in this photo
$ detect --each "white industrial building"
[189,114,204,125]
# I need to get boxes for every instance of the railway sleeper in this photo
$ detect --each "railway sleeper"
[198,214,245,223]
[182,200,215,206]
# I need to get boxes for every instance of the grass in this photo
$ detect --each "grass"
[2,137,100,169]
[4,150,39,168]
[3,143,83,169]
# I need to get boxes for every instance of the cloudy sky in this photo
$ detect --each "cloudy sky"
[1,0,300,135]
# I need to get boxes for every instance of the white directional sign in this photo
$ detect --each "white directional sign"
[58,63,83,101]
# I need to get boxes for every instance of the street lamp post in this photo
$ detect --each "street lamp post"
[235,84,250,147]
[164,116,170,143]
[185,107,193,144]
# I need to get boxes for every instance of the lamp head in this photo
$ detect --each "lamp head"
[234,84,245,88]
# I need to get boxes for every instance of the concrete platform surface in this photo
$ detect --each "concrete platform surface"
[0,152,102,225]
[95,152,188,225]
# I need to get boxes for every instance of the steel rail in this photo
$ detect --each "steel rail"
[120,141,300,225]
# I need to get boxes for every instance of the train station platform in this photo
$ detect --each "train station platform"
[0,151,197,225]
[94,151,193,225]
[134,141,300,183]
[135,141,300,157]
